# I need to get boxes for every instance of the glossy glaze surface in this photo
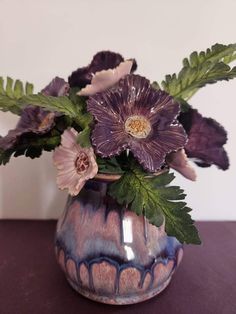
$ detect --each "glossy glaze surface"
[55,179,183,304]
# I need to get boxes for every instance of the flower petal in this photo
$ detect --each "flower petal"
[179,109,229,170]
[68,51,125,88]
[129,124,187,172]
[166,149,197,181]
[78,60,133,96]
[91,122,128,157]
[41,77,69,97]
[53,128,98,196]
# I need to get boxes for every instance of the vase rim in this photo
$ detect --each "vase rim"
[93,168,168,182]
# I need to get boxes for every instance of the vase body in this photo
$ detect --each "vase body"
[55,178,183,305]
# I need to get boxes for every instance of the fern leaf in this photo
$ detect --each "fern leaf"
[162,43,236,101]
[0,77,34,114]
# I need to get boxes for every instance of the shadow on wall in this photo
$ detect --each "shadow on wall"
[0,152,67,219]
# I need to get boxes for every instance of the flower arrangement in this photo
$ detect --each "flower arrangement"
[1,44,235,245]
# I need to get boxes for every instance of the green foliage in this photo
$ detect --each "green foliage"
[97,156,124,174]
[77,126,91,147]
[162,43,236,101]
[0,134,61,165]
[20,93,93,130]
[109,168,201,245]
[69,87,87,112]
[0,77,34,114]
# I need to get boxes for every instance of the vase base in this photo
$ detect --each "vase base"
[66,275,172,305]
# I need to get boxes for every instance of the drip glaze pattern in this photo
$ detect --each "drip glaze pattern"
[55,179,183,305]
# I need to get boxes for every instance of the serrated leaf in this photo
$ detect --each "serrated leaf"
[162,43,236,101]
[109,168,201,245]
[0,77,34,115]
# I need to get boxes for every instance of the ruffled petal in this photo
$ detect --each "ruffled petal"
[179,109,229,170]
[129,124,187,172]
[68,51,125,88]
[53,128,98,196]
[41,77,69,97]
[78,60,133,96]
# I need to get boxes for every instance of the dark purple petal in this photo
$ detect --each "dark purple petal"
[88,75,180,124]
[129,124,187,171]
[0,107,56,151]
[179,109,229,170]
[41,77,69,97]
[91,123,128,157]
[17,106,55,133]
[88,74,187,172]
[0,129,24,150]
[68,51,137,88]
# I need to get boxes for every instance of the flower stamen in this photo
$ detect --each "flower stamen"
[75,152,90,173]
[125,115,151,139]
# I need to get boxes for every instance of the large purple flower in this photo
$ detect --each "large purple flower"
[0,77,69,151]
[179,108,229,170]
[87,74,187,172]
[68,51,137,88]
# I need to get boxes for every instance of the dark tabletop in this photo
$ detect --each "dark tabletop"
[0,221,235,314]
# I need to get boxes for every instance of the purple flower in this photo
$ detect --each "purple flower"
[179,108,229,170]
[41,76,69,96]
[87,74,187,172]
[68,51,137,88]
[0,77,69,151]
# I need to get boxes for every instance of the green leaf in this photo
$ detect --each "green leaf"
[97,156,124,174]
[162,43,236,101]
[20,93,93,129]
[77,127,91,147]
[69,87,87,112]
[0,77,34,115]
[109,169,201,245]
[20,93,80,118]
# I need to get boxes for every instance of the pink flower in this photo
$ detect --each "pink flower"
[78,60,133,96]
[166,149,197,181]
[53,128,98,196]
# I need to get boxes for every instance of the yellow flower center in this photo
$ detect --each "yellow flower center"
[125,115,151,139]
[75,152,90,173]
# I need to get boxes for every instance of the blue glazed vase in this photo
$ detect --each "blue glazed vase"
[55,174,183,305]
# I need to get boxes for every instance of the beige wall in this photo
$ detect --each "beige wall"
[0,0,236,219]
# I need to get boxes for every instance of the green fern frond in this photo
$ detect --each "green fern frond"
[0,77,34,114]
[162,43,236,101]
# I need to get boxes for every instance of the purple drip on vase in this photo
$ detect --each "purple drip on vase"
[55,177,183,305]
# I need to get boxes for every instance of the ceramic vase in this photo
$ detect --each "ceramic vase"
[55,174,183,305]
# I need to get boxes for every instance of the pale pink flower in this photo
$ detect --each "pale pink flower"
[166,149,197,181]
[53,128,98,196]
[78,60,133,96]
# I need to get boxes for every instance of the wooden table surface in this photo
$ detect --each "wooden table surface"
[0,221,235,314]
